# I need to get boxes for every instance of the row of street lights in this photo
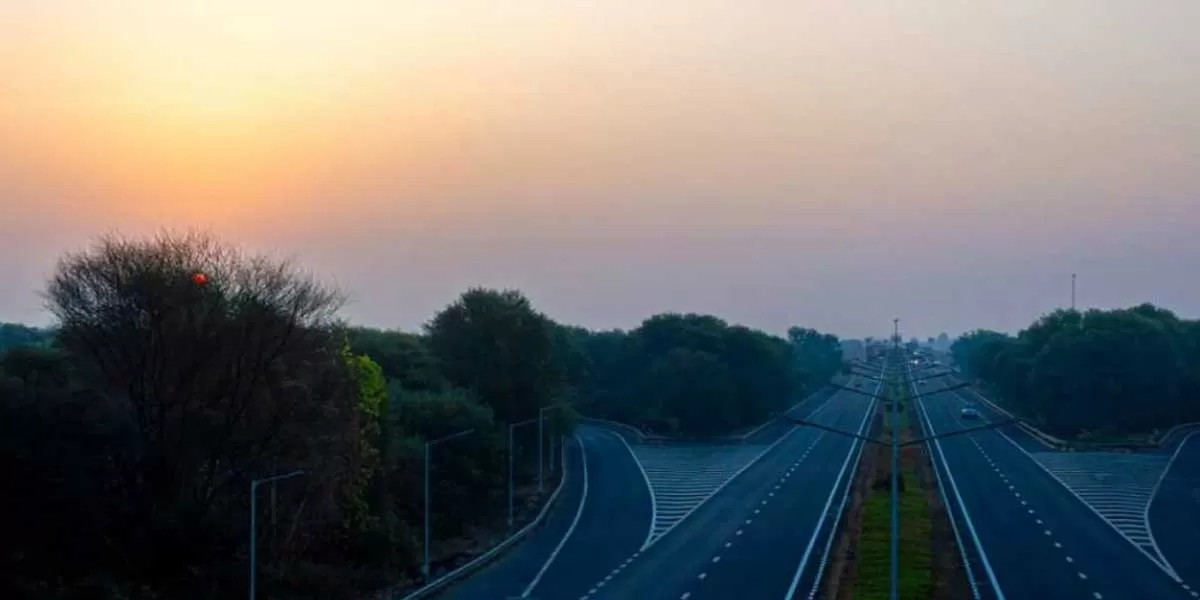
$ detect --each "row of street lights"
[244,402,568,598]
[784,322,1023,600]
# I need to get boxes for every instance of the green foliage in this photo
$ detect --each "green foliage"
[425,288,566,423]
[568,314,839,437]
[3,233,846,599]
[346,327,446,392]
[853,468,931,600]
[951,304,1200,437]
[0,322,54,353]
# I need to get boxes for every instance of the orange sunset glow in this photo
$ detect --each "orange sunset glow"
[2,1,1200,334]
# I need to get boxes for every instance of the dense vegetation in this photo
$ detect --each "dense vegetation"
[951,304,1200,439]
[561,319,843,437]
[0,322,54,353]
[0,232,842,599]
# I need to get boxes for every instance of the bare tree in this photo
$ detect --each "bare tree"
[42,230,361,589]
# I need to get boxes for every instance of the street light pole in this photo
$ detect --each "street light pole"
[889,345,900,600]
[249,469,304,600]
[508,418,538,529]
[423,428,475,580]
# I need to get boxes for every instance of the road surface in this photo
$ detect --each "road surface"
[915,370,1195,600]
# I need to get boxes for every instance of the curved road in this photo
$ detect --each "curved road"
[586,382,879,599]
[440,425,651,600]
[915,371,1194,600]
[1149,431,1200,591]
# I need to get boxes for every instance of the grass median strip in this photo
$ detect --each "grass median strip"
[851,467,933,600]
[851,374,934,600]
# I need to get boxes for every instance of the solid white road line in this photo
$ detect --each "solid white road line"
[605,429,657,549]
[522,434,590,598]
[784,374,882,599]
[915,380,1007,600]
[957,389,1183,582]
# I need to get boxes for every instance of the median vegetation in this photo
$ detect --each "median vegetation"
[850,373,934,600]
[0,231,843,600]
[952,304,1200,440]
[825,360,968,600]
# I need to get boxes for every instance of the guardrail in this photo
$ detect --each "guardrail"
[578,417,650,442]
[957,379,1200,452]
[951,382,1067,450]
[380,441,573,600]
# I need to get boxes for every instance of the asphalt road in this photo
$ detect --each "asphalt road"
[915,372,1194,600]
[440,425,651,600]
[1148,431,1200,592]
[584,381,879,600]
[439,378,866,600]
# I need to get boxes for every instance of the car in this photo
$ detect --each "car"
[960,407,981,420]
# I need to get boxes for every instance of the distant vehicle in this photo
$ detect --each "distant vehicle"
[960,407,981,420]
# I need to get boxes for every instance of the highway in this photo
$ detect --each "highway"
[440,425,651,600]
[914,367,1196,600]
[583,376,880,600]
[1149,431,1200,592]
[436,372,879,600]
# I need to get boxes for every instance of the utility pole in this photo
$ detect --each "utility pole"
[1071,273,1077,311]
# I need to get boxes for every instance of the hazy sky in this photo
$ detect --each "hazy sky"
[2,1,1198,339]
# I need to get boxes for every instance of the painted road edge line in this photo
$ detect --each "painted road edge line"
[957,387,1184,583]
[803,388,880,599]
[606,429,658,551]
[915,383,1008,600]
[908,369,982,600]
[786,371,882,599]
[522,434,590,597]
[1144,430,1197,580]
[397,440,573,600]
[638,390,842,551]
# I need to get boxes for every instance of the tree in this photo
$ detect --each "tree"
[953,304,1200,438]
[346,327,446,392]
[425,288,564,423]
[32,231,364,597]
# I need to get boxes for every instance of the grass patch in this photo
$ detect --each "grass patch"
[852,468,934,600]
[852,370,933,600]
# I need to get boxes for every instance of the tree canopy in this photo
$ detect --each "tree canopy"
[950,305,1200,438]
[1,232,846,599]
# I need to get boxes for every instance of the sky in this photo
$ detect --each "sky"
[2,1,1199,339]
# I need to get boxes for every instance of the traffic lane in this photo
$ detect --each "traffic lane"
[920,397,1101,600]
[521,426,652,599]
[587,425,828,599]
[745,385,841,445]
[919,377,1051,453]
[440,436,589,600]
[923,395,1189,600]
[955,386,1060,453]
[1149,432,1200,589]
[687,393,875,600]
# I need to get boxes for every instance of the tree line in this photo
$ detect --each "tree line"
[951,304,1200,439]
[0,232,843,600]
